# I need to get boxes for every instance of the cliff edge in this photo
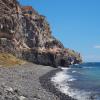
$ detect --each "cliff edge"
[0,0,82,67]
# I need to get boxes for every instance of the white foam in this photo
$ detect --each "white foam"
[51,71,67,83]
[72,70,76,73]
[61,67,70,70]
[68,78,76,82]
[51,69,93,100]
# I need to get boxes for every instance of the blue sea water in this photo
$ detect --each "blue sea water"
[51,62,100,100]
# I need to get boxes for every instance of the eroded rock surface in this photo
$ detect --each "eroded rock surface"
[0,0,82,67]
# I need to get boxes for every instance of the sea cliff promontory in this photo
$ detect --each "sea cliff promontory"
[0,0,82,67]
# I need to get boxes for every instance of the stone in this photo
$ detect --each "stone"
[5,87,13,93]
[0,0,82,67]
[19,96,27,100]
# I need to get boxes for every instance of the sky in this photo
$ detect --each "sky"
[18,0,100,62]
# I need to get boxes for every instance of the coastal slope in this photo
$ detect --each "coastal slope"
[0,0,82,67]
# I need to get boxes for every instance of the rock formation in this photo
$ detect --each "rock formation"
[0,0,82,67]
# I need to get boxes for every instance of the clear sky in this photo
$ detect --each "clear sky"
[18,0,100,62]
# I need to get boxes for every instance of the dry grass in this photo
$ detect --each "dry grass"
[0,53,26,67]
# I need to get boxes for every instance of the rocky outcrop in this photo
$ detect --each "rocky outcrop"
[0,0,82,67]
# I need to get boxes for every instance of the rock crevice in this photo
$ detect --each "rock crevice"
[0,0,82,67]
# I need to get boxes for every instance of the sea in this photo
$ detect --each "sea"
[51,62,100,100]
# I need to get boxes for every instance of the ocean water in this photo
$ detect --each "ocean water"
[51,62,100,100]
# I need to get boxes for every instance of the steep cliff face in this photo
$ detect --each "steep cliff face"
[0,0,82,67]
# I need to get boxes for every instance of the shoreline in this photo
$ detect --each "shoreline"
[0,62,76,100]
[39,68,76,100]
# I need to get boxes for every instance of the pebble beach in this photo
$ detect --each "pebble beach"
[0,63,75,100]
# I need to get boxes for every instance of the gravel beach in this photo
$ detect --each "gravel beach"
[0,63,75,100]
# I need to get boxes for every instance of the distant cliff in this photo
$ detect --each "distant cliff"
[0,0,82,67]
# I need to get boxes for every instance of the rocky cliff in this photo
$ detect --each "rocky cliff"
[0,0,82,67]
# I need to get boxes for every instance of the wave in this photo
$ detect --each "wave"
[72,70,77,73]
[82,66,96,69]
[51,69,100,100]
